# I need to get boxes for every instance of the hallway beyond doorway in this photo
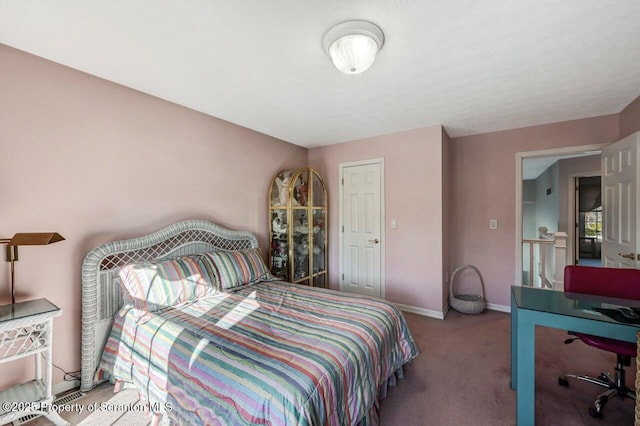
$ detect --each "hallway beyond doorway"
[578,257,601,267]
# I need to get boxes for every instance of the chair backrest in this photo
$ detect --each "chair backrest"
[564,265,640,300]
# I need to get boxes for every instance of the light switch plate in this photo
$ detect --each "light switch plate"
[489,219,498,230]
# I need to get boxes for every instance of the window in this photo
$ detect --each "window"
[584,206,602,242]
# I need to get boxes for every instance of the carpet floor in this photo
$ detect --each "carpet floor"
[24,309,635,425]
[378,310,634,426]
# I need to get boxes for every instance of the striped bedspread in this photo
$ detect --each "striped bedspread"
[100,281,419,425]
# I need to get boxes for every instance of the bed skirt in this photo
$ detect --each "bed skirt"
[357,365,408,426]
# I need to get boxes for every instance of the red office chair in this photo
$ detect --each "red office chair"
[558,265,640,418]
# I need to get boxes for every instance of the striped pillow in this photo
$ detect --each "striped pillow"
[118,254,220,312]
[204,249,273,291]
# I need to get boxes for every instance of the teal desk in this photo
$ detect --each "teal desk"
[511,286,640,425]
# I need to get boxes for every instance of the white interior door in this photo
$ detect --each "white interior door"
[339,159,384,297]
[601,132,640,268]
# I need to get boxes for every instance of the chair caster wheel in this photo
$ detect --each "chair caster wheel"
[558,377,569,386]
[588,407,603,418]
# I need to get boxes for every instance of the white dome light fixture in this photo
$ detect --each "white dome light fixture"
[322,20,385,75]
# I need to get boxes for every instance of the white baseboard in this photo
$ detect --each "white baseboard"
[395,303,446,320]
[487,302,510,313]
[396,301,510,319]
[53,379,80,396]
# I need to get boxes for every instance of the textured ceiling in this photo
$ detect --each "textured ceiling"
[1,1,639,148]
[522,152,600,180]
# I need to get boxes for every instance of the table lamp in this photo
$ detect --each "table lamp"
[0,232,65,304]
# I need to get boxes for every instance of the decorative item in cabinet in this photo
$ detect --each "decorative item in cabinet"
[269,167,327,287]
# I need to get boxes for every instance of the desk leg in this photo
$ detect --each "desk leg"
[511,293,518,390]
[516,314,536,426]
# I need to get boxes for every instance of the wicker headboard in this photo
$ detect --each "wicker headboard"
[80,219,258,392]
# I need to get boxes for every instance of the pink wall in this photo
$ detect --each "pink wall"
[308,126,446,313]
[2,43,638,392]
[619,95,640,138]
[450,115,619,306]
[0,45,307,389]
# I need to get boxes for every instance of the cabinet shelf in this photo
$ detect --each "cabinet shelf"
[269,167,328,288]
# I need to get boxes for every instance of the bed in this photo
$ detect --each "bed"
[80,220,418,425]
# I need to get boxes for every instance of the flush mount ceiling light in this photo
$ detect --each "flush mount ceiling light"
[322,20,385,75]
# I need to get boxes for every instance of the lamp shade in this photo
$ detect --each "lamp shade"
[323,20,385,75]
[9,232,65,246]
[1,232,65,304]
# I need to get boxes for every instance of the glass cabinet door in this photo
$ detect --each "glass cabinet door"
[269,209,289,281]
[312,209,326,274]
[312,172,326,207]
[292,209,309,281]
[269,167,327,288]
[293,169,310,207]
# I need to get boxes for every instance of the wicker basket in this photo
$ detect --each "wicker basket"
[449,265,486,315]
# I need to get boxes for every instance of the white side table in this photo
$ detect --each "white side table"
[0,298,69,426]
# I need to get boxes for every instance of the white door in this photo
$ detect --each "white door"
[601,132,640,268]
[339,159,384,297]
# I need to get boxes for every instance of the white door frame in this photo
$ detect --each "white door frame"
[515,143,609,286]
[338,158,386,297]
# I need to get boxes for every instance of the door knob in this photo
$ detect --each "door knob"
[618,253,637,260]
[368,238,379,244]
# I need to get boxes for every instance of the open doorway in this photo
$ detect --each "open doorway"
[515,143,608,287]
[575,176,602,266]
